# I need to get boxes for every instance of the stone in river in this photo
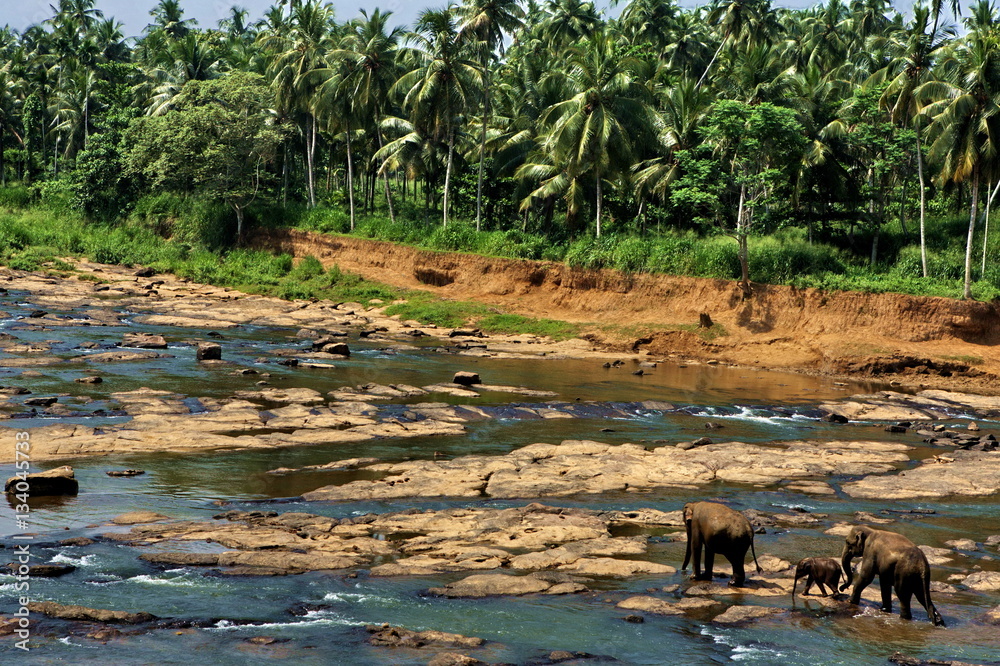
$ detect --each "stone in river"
[453,371,482,386]
[4,466,78,497]
[122,333,167,349]
[106,469,145,477]
[196,342,222,361]
[75,376,103,384]
[23,396,58,407]
[5,563,76,577]
[27,601,156,624]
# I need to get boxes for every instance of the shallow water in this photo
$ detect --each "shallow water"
[1,288,999,665]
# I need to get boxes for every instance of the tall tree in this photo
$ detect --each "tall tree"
[457,0,525,230]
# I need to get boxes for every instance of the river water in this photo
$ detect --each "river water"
[1,288,999,665]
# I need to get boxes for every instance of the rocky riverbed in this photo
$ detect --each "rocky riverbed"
[3,261,1000,664]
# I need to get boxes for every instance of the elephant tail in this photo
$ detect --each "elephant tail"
[924,571,946,627]
[750,535,762,574]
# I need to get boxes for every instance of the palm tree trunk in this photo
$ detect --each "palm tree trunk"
[696,35,727,90]
[595,172,602,238]
[346,121,355,231]
[984,178,999,275]
[282,142,289,207]
[964,168,981,300]
[476,73,490,232]
[443,128,455,228]
[306,115,317,208]
[737,181,751,298]
[916,127,928,278]
[234,203,245,241]
[374,114,395,223]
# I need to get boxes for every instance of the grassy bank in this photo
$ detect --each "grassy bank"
[0,201,581,340]
[3,184,1000,306]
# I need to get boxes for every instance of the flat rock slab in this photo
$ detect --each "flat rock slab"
[113,503,678,580]
[842,450,1000,499]
[304,438,910,502]
[111,511,170,525]
[27,602,156,624]
[821,389,1000,422]
[712,605,785,624]
[428,573,588,598]
[616,596,720,616]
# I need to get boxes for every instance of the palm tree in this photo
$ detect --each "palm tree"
[871,4,954,277]
[261,0,336,208]
[519,31,651,236]
[634,76,711,203]
[395,9,483,227]
[457,0,525,230]
[922,8,1000,298]
[327,9,405,226]
[698,0,775,88]
[541,0,600,48]
[616,0,679,50]
[147,0,196,40]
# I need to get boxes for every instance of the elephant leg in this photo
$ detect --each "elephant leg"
[849,560,876,606]
[815,581,829,597]
[897,575,915,621]
[803,575,815,596]
[703,548,716,581]
[691,539,703,580]
[729,554,746,587]
[879,576,894,614]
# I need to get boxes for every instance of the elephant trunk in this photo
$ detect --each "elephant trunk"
[681,520,692,571]
[840,544,854,591]
[792,562,805,599]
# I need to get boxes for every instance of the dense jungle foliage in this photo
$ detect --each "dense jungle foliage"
[2,0,1000,301]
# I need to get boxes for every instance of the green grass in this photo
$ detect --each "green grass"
[475,313,581,340]
[0,203,583,341]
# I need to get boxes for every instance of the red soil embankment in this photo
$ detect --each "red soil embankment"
[253,228,1000,387]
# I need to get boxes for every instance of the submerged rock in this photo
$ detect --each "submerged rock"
[122,333,167,349]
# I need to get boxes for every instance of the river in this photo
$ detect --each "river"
[1,279,999,665]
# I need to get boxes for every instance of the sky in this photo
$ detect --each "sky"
[6,0,837,36]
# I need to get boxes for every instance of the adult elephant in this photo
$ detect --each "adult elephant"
[792,556,842,598]
[839,525,945,626]
[681,501,761,587]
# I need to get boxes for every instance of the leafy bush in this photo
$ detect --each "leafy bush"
[0,185,34,209]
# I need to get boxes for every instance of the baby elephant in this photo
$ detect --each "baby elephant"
[792,557,842,598]
[840,525,945,626]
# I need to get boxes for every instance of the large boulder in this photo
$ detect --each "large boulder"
[453,372,482,386]
[196,342,222,361]
[5,466,79,497]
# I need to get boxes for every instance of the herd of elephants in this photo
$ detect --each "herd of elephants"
[681,501,946,626]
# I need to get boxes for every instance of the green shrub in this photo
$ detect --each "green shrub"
[0,186,34,209]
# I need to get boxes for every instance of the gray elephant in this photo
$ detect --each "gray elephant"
[681,501,761,587]
[792,556,842,598]
[840,525,945,626]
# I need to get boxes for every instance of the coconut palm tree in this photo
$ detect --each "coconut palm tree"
[922,7,1000,298]
[395,9,483,227]
[327,9,405,226]
[871,4,954,277]
[457,0,525,230]
[518,31,652,236]
[261,0,336,207]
